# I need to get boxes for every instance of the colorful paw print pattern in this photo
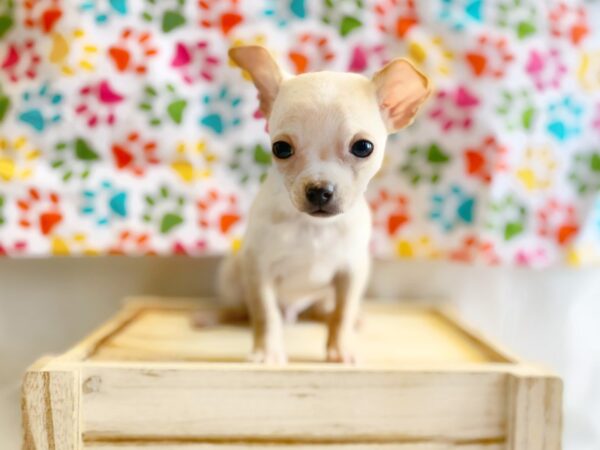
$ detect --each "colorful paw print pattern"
[0,0,600,266]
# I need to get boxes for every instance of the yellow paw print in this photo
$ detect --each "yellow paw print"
[51,233,99,256]
[566,244,600,267]
[515,146,558,192]
[49,28,98,76]
[577,50,600,92]
[229,34,271,80]
[171,140,217,183]
[0,136,41,182]
[396,235,443,259]
[408,34,454,77]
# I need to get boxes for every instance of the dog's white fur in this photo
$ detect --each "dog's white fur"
[219,46,430,364]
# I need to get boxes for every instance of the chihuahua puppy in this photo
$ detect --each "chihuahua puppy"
[219,45,430,364]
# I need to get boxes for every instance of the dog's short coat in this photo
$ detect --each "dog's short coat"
[218,46,430,364]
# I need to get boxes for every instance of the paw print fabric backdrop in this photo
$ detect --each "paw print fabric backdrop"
[1,0,600,266]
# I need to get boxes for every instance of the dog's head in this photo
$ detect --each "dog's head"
[229,46,431,218]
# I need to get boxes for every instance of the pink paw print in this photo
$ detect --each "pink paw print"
[465,34,514,78]
[23,0,63,34]
[171,40,220,84]
[429,85,480,131]
[370,189,410,237]
[463,135,509,184]
[348,44,389,73]
[549,3,588,46]
[525,48,567,91]
[1,39,41,83]
[449,235,500,265]
[591,103,600,133]
[198,0,243,36]
[112,131,160,176]
[108,28,158,75]
[0,240,28,256]
[75,80,124,127]
[172,239,207,256]
[288,33,336,74]
[17,188,63,236]
[109,230,155,256]
[374,0,417,39]
[537,198,579,246]
[514,247,548,267]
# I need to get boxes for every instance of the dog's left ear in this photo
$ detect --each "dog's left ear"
[229,45,284,118]
[372,58,431,133]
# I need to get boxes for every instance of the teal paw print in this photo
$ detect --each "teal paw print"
[229,142,272,184]
[263,0,306,27]
[486,194,528,240]
[546,95,584,142]
[79,0,127,24]
[430,184,476,232]
[52,138,100,182]
[139,84,188,127]
[0,85,10,123]
[143,185,186,234]
[81,180,128,226]
[495,0,537,39]
[400,143,451,185]
[438,0,483,30]
[496,89,536,131]
[322,0,363,37]
[142,0,186,33]
[568,150,600,194]
[0,0,15,38]
[18,82,63,133]
[199,85,242,135]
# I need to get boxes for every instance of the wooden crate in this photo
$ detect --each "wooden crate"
[22,298,562,450]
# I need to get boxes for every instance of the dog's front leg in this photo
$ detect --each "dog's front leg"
[326,262,369,364]
[242,255,286,364]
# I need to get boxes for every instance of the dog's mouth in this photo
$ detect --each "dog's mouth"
[306,207,341,218]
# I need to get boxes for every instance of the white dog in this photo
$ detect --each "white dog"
[218,45,430,364]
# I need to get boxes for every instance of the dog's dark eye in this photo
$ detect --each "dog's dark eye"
[350,139,374,158]
[272,141,294,159]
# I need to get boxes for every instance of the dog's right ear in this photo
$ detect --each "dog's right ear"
[229,46,284,118]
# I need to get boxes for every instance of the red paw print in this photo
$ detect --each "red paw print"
[198,0,243,36]
[172,239,207,256]
[112,131,160,176]
[370,189,410,237]
[288,33,336,74]
[463,136,509,184]
[0,240,28,257]
[374,0,417,39]
[449,235,500,265]
[429,85,480,131]
[1,39,41,83]
[537,199,579,246]
[348,43,389,73]
[549,3,588,45]
[171,40,220,84]
[109,230,155,256]
[17,188,63,236]
[197,189,242,235]
[108,28,158,74]
[75,80,124,127]
[525,48,566,91]
[465,34,514,78]
[23,0,63,34]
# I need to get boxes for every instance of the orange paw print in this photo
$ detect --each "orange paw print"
[370,189,410,237]
[537,198,579,246]
[49,28,98,76]
[109,230,155,255]
[112,131,159,176]
[197,189,242,236]
[17,188,63,236]
[374,0,417,39]
[549,3,588,45]
[23,0,62,34]
[465,34,514,78]
[463,136,509,184]
[288,33,335,74]
[108,28,158,74]
[198,0,243,36]
[449,234,500,265]
[0,135,41,182]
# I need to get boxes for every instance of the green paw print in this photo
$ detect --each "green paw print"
[141,0,186,33]
[568,151,600,194]
[143,185,186,234]
[229,143,272,184]
[0,84,10,123]
[52,138,100,181]
[0,194,5,227]
[496,89,536,131]
[0,0,15,39]
[486,194,528,241]
[399,143,451,185]
[322,0,364,37]
[496,0,537,40]
[139,84,188,127]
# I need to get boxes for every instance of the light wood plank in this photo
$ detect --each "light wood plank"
[84,443,504,450]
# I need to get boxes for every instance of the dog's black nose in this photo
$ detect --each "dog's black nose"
[305,183,335,207]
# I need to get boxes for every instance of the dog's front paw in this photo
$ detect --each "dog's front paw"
[248,346,288,365]
[326,344,357,365]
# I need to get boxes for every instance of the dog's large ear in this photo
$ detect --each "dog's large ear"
[372,58,431,133]
[229,45,284,118]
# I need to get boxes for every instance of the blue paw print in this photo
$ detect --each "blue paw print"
[546,95,584,142]
[199,86,242,135]
[79,0,127,24]
[430,184,476,231]
[18,83,63,133]
[438,0,483,30]
[263,0,306,27]
[81,180,128,226]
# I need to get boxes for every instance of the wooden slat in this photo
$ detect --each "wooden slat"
[84,443,504,450]
[80,367,507,443]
